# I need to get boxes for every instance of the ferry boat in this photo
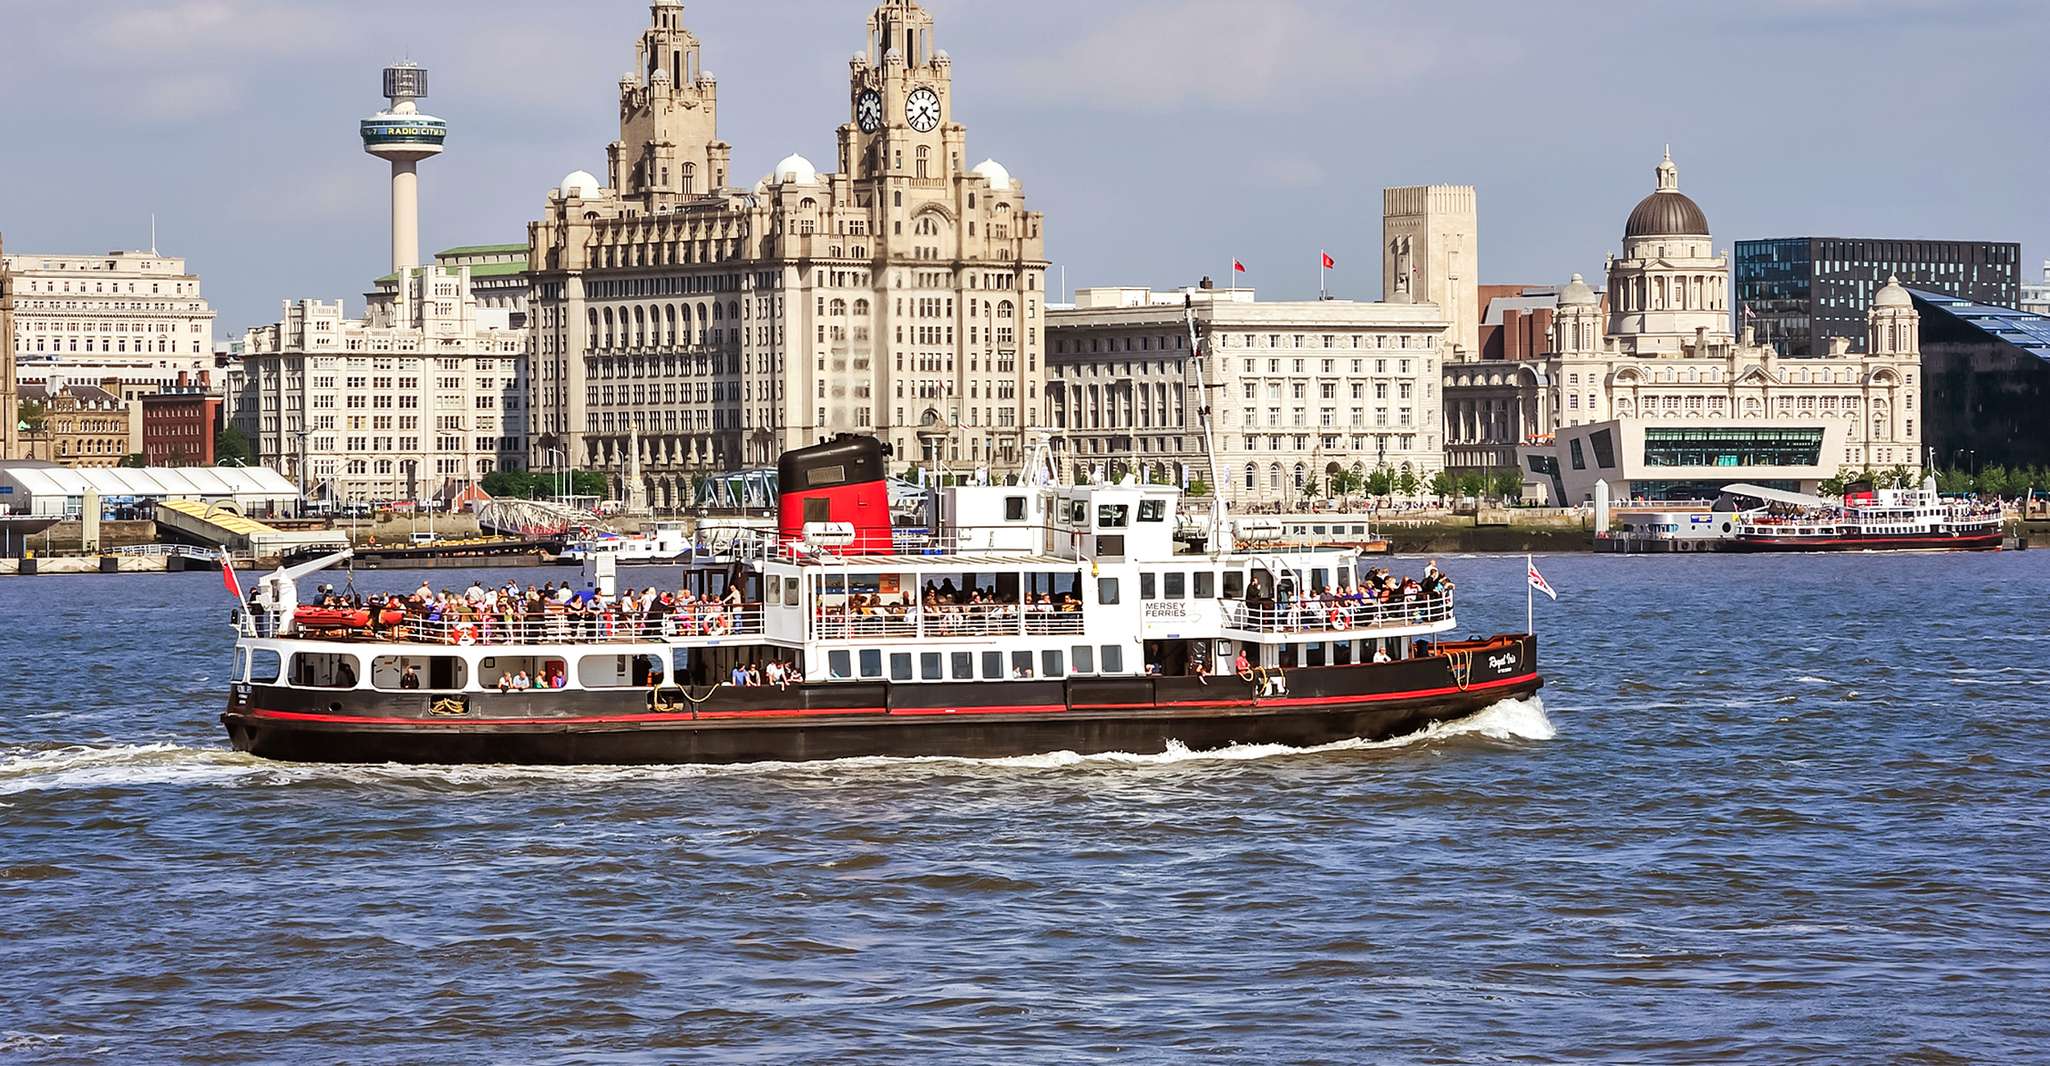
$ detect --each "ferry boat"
[1730,481,2002,553]
[219,435,1540,766]
[557,522,698,564]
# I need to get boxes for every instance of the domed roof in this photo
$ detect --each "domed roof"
[1558,273,1597,306]
[971,158,1012,190]
[1873,274,1913,309]
[1623,147,1709,239]
[559,170,602,199]
[770,153,819,185]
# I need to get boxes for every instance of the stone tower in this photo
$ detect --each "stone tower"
[1867,275,1919,357]
[609,0,731,205]
[1382,184,1479,360]
[0,232,15,460]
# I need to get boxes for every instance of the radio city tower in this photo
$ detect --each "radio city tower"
[359,63,447,274]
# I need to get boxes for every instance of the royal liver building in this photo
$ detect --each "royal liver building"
[526,0,1049,505]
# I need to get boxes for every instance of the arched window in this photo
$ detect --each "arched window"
[601,307,615,349]
[853,299,870,315]
[681,162,695,195]
[664,305,677,346]
[633,306,647,347]
[1268,463,1282,490]
[915,146,930,179]
[1244,462,1257,490]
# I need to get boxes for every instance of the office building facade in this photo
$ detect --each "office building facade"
[1734,236,2019,357]
[526,0,1048,507]
[231,265,528,503]
[1911,289,2050,472]
[1047,284,1449,505]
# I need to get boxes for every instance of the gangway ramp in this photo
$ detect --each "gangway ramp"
[155,499,348,556]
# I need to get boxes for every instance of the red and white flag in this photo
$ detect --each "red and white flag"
[220,546,243,603]
[1232,259,1247,274]
[1321,251,1336,269]
[1526,556,1557,600]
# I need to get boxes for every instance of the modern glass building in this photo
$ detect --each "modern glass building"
[1910,289,2050,471]
[1734,237,2020,357]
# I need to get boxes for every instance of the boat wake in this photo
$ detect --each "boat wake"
[0,697,1553,794]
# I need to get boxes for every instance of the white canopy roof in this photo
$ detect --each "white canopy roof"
[0,462,299,501]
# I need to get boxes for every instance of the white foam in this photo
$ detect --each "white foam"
[0,697,1555,792]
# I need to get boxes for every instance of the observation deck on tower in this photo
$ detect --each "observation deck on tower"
[361,63,447,160]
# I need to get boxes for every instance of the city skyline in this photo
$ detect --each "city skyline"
[1,0,2044,335]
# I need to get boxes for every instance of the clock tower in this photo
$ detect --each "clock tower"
[609,0,732,208]
[840,0,962,188]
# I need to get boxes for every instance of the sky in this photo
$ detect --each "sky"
[2,0,2045,337]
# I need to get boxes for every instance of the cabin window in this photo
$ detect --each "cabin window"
[1163,572,1186,599]
[1311,568,1329,593]
[1069,501,1088,524]
[1280,644,1299,668]
[1070,646,1094,674]
[1140,572,1157,599]
[1223,572,1245,599]
[951,652,974,679]
[233,648,248,682]
[1097,504,1129,528]
[1011,650,1035,678]
[249,648,281,683]
[1312,525,1327,535]
[372,655,469,692]
[785,579,800,607]
[1335,641,1353,665]
[1195,572,1216,598]
[578,653,665,689]
[768,575,782,601]
[921,652,943,680]
[1306,643,1327,667]
[1003,496,1027,521]
[982,651,1004,679]
[859,648,883,678]
[890,653,914,681]
[1101,645,1124,673]
[1041,649,1065,678]
[1096,535,1125,557]
[290,651,360,689]
[1138,499,1167,522]
[830,649,853,679]
[479,656,567,691]
[1098,577,1121,604]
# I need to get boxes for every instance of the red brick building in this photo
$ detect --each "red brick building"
[140,371,222,466]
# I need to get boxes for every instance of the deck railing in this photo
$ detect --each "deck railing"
[810,603,1086,641]
[244,605,767,646]
[1221,594,1453,634]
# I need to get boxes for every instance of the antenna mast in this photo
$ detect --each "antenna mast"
[1185,292,1229,554]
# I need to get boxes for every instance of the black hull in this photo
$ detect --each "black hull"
[1729,531,2001,553]
[223,637,1540,766]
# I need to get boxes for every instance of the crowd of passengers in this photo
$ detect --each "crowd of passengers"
[815,577,1084,633]
[290,578,756,643]
[1254,562,1454,630]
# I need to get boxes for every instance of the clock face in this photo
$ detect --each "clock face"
[856,90,883,134]
[905,87,941,133]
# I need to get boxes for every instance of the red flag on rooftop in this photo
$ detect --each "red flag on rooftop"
[1322,252,1336,269]
[1232,259,1247,273]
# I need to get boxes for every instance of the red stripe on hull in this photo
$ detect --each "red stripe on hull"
[241,672,1541,731]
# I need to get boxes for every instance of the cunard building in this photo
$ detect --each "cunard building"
[527,0,1049,506]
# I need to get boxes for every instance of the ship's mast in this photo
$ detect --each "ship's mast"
[1185,292,1229,554]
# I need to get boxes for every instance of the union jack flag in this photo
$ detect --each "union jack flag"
[1527,557,1557,601]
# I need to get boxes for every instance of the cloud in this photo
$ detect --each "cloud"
[992,0,1465,113]
[134,72,237,121]
[1249,155,1328,188]
[95,0,334,54]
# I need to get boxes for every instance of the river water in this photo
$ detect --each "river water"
[2,552,2046,1064]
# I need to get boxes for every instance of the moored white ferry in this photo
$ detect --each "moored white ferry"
[1731,481,2002,553]
[221,436,1540,766]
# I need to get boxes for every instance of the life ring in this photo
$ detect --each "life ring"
[453,624,477,646]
